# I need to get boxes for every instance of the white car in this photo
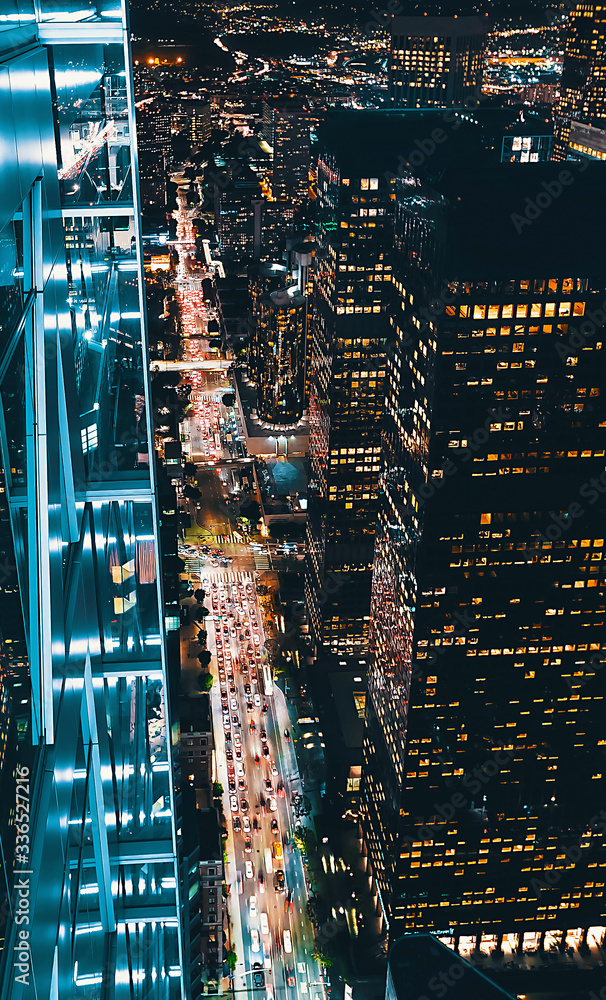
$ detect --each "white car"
[283,930,292,954]
[230,796,238,813]
[260,912,269,936]
[268,797,277,812]
[236,762,244,777]
[230,699,237,711]
[254,635,260,645]
[245,860,254,879]
[243,816,251,833]
[254,694,261,707]
[249,895,257,917]
[234,733,241,747]
[251,928,260,953]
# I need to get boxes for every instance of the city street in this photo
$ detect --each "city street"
[180,552,325,1000]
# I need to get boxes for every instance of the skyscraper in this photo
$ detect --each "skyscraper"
[253,285,307,428]
[553,2,606,161]
[362,147,606,955]
[0,0,183,995]
[389,16,488,108]
[306,116,394,660]
[262,96,311,204]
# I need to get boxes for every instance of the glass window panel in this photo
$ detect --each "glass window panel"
[52,44,132,206]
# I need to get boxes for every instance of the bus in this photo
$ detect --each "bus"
[263,664,273,698]
[264,847,273,874]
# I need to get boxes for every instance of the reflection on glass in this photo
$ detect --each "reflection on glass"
[53,45,132,206]
[64,216,148,480]
[0,337,27,491]
[0,219,23,348]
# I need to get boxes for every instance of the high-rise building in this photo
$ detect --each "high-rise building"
[254,285,307,427]
[553,3,606,161]
[388,16,488,107]
[306,116,395,661]
[362,148,606,956]
[217,167,263,260]
[0,1,183,996]
[262,96,310,204]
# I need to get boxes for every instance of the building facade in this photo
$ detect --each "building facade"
[553,3,606,160]
[388,16,488,108]
[306,118,394,660]
[0,1,183,996]
[362,157,606,955]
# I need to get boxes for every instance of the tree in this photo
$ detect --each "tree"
[184,484,201,500]
[222,392,236,407]
[311,943,333,968]
[222,882,230,897]
[197,672,213,691]
[194,588,206,603]
[194,606,210,621]
[226,950,237,973]
[184,462,197,478]
[197,650,212,667]
[213,781,224,797]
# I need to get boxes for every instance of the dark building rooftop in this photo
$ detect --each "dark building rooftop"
[416,161,606,278]
[181,694,211,735]
[387,936,515,1000]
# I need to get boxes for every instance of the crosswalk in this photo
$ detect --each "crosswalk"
[202,569,254,585]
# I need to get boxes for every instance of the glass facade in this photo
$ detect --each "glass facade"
[306,146,391,659]
[362,163,606,948]
[0,1,183,996]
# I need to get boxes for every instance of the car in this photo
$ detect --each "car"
[273,842,283,861]
[284,729,290,742]
[260,729,267,742]
[245,860,254,880]
[241,798,249,812]
[286,967,296,988]
[235,747,243,760]
[274,869,285,891]
[230,796,238,813]
[236,870,243,895]
[262,703,268,715]
[234,734,241,747]
[246,701,254,712]
[270,762,278,776]
[250,721,257,734]
[228,778,236,791]
[254,635,260,645]
[258,872,265,893]
[238,777,245,790]
[230,699,237,711]
[263,940,271,971]
[252,816,259,834]
[253,965,265,989]
[226,749,233,762]
[260,912,269,936]
[251,928,260,953]
[236,762,244,776]
[243,816,251,833]
[265,778,272,793]
[262,745,270,757]
[232,715,240,727]
[269,797,277,812]
[249,895,257,917]
[254,694,261,707]
[254,754,260,768]
[244,684,251,695]
[270,819,279,836]
[277,782,285,798]
[244,836,252,853]
[233,816,241,832]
